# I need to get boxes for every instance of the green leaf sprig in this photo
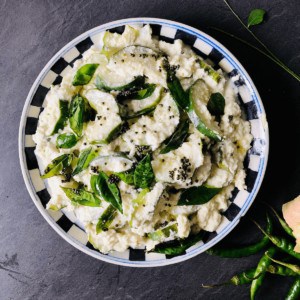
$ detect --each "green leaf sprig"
[213,1,300,82]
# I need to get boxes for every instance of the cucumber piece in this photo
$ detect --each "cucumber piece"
[101,26,138,57]
[148,222,178,242]
[189,80,222,141]
[84,89,122,144]
[90,154,135,173]
[51,100,69,135]
[96,204,118,233]
[95,75,145,92]
[121,86,163,119]
[198,59,222,83]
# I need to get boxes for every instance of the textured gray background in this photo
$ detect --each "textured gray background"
[1,0,300,299]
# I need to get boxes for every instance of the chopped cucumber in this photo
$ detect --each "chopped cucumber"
[90,154,135,173]
[148,222,178,242]
[84,89,122,144]
[198,59,222,83]
[189,80,222,141]
[120,86,163,119]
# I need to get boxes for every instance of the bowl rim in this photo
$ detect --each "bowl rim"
[19,17,269,267]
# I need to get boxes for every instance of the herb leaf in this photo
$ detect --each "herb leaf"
[96,205,117,233]
[152,231,205,256]
[41,154,72,179]
[95,75,145,92]
[115,169,135,185]
[72,64,99,86]
[247,9,266,28]
[91,172,123,213]
[164,62,190,110]
[56,133,78,149]
[207,92,225,120]
[61,187,100,207]
[72,147,97,176]
[69,95,85,136]
[133,154,155,188]
[51,100,69,135]
[178,185,221,206]
[116,84,156,101]
[160,118,189,154]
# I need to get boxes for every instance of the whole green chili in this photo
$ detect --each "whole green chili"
[286,277,300,300]
[250,247,276,300]
[254,220,300,261]
[207,214,272,258]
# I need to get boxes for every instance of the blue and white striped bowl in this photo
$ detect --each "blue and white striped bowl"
[19,18,269,267]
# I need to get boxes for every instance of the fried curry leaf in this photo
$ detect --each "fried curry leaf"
[61,187,100,207]
[207,92,225,119]
[91,171,123,213]
[41,154,72,179]
[72,64,99,86]
[96,205,117,233]
[133,154,155,188]
[178,185,221,206]
[56,133,78,149]
[51,100,69,135]
[72,147,98,176]
[160,118,189,154]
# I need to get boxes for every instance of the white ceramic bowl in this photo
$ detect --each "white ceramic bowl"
[19,18,269,267]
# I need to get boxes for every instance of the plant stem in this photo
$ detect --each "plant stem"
[222,0,300,82]
[211,27,300,82]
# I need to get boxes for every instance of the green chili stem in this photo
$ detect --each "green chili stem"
[265,255,300,275]
[210,27,300,82]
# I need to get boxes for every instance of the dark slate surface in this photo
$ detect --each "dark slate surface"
[1,0,299,299]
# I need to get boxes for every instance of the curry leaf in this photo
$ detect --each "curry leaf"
[116,84,156,101]
[178,185,221,206]
[61,187,101,207]
[207,92,225,119]
[247,9,266,28]
[133,154,155,188]
[41,154,72,179]
[160,118,189,154]
[69,95,85,136]
[51,100,69,135]
[164,61,190,110]
[115,169,135,185]
[72,147,97,176]
[91,172,123,213]
[96,205,117,233]
[95,75,145,92]
[72,64,99,86]
[56,133,78,149]
[151,231,205,256]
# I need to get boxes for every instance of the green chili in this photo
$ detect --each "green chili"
[267,204,294,237]
[267,265,298,277]
[250,247,276,300]
[254,220,300,261]
[202,268,259,287]
[207,214,272,258]
[286,277,300,300]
